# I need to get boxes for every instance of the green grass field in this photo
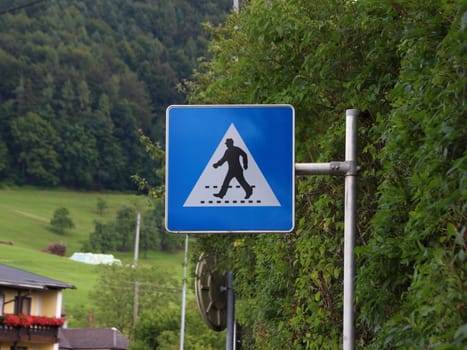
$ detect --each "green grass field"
[0,187,186,327]
[0,244,99,309]
[0,187,148,253]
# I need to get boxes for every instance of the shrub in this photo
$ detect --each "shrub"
[42,243,66,256]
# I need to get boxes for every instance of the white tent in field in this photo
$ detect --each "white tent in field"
[69,252,121,265]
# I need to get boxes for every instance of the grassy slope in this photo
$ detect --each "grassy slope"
[0,187,185,327]
[0,187,148,253]
[0,244,99,309]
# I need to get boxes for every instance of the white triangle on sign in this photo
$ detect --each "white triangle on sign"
[184,123,280,207]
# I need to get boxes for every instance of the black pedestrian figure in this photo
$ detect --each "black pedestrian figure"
[213,138,253,199]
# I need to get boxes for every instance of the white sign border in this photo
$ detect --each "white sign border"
[165,104,295,234]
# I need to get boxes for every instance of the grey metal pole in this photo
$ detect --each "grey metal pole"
[133,281,139,327]
[295,109,359,348]
[134,212,141,266]
[133,212,141,329]
[179,235,189,350]
[343,109,359,350]
[226,272,234,350]
[295,161,354,176]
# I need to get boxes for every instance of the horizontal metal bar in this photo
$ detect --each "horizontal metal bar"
[295,162,357,176]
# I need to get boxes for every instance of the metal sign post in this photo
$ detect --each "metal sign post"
[295,109,359,350]
[179,235,189,350]
[190,109,359,350]
[343,109,358,350]
[226,273,235,350]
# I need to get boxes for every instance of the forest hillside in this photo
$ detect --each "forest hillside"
[0,0,231,190]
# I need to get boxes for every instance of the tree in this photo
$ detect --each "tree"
[0,140,8,178]
[10,112,60,186]
[140,198,183,254]
[88,221,117,253]
[86,94,125,189]
[89,264,179,338]
[58,123,98,188]
[96,197,108,216]
[110,100,148,189]
[133,300,224,350]
[355,2,467,347]
[139,208,161,258]
[133,304,179,350]
[185,0,466,348]
[49,207,75,235]
[115,206,137,251]
[0,0,232,190]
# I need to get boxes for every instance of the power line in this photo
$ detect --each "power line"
[0,0,51,16]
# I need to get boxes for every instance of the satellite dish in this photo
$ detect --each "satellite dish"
[194,254,227,331]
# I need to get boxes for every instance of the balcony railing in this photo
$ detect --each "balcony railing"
[0,315,64,344]
[0,324,60,343]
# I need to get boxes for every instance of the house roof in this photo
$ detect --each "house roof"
[0,264,75,290]
[59,328,129,350]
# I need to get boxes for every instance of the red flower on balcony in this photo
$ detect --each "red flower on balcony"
[32,316,65,326]
[1,314,64,327]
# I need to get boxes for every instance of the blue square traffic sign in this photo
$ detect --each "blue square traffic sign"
[166,105,295,233]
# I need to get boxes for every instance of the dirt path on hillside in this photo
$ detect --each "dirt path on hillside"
[14,210,48,222]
